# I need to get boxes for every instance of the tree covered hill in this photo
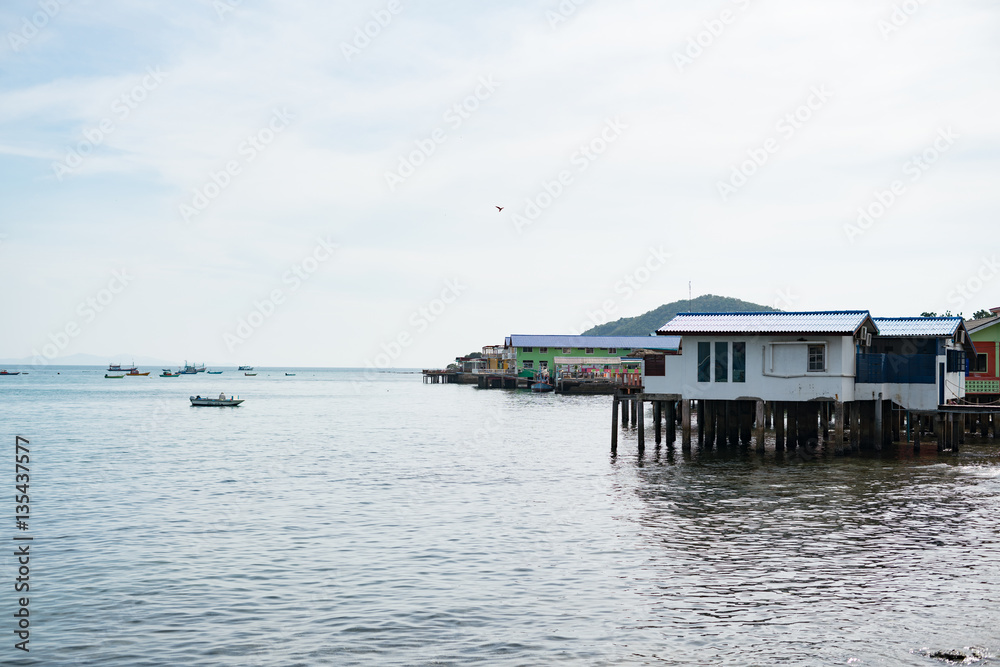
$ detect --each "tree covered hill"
[583,294,778,336]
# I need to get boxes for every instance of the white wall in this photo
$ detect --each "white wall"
[644,335,856,402]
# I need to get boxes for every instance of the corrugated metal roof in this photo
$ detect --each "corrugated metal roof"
[873,317,962,337]
[506,335,681,350]
[657,311,873,335]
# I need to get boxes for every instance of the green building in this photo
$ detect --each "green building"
[504,335,681,378]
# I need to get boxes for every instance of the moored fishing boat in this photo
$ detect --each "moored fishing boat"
[160,371,180,377]
[238,365,253,371]
[207,371,223,374]
[0,370,21,375]
[126,369,150,376]
[105,374,124,379]
[190,393,244,407]
[245,372,256,376]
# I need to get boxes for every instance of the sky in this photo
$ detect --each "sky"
[1,0,998,368]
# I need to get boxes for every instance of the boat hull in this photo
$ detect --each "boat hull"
[190,398,244,407]
[531,382,554,392]
[105,374,124,378]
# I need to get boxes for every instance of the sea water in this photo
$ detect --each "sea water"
[0,367,998,665]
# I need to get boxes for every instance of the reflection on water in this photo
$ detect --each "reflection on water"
[0,368,997,665]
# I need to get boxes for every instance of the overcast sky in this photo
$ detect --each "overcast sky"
[2,0,998,367]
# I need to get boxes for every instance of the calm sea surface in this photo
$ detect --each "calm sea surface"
[1,367,998,666]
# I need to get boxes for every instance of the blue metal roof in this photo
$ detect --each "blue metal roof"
[872,317,963,337]
[657,311,875,335]
[506,335,681,351]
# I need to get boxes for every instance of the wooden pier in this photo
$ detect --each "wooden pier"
[610,394,1000,456]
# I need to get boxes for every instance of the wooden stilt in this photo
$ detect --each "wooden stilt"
[716,401,727,448]
[787,403,798,450]
[834,401,844,455]
[755,399,765,453]
[935,414,944,452]
[775,401,785,451]
[637,399,645,454]
[698,399,705,447]
[621,398,629,427]
[682,400,691,450]
[765,402,773,429]
[959,414,966,445]
[874,395,883,452]
[611,397,619,454]
[653,401,662,445]
[666,401,677,445]
[913,415,921,453]
[727,401,739,447]
[705,401,716,449]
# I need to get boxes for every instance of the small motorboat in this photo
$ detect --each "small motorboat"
[245,372,256,376]
[531,381,554,393]
[105,374,124,379]
[207,371,223,374]
[0,370,20,376]
[160,372,179,377]
[126,370,150,376]
[190,394,244,407]
[238,365,253,371]
[285,373,296,376]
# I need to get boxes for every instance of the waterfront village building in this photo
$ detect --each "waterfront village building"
[643,311,973,411]
[504,335,681,378]
[966,306,1000,403]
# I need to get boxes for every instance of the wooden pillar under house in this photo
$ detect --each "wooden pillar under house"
[705,401,716,449]
[913,415,921,453]
[959,414,966,445]
[765,402,773,430]
[611,397,619,454]
[739,401,752,446]
[682,400,692,450]
[637,400,645,454]
[935,414,944,452]
[667,401,677,446]
[727,401,740,447]
[834,401,845,455]
[952,414,961,453]
[851,402,861,454]
[775,401,785,451]
[874,396,883,452]
[697,400,705,446]
[653,401,662,445]
[715,401,729,449]
[755,399,766,453]
[787,402,799,450]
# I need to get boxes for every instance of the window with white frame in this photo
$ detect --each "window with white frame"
[808,345,825,372]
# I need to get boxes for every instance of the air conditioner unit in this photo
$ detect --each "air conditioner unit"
[861,326,867,340]
[865,332,872,347]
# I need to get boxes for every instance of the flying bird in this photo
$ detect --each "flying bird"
[496,206,504,213]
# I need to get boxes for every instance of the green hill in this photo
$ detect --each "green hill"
[583,294,779,336]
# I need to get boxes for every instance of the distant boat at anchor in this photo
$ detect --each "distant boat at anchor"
[126,369,150,376]
[238,365,254,371]
[0,370,21,376]
[180,361,206,374]
[244,372,257,376]
[207,371,223,374]
[105,374,124,379]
